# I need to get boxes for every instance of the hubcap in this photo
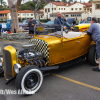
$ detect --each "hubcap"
[24,73,40,89]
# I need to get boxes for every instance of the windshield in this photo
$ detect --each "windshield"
[46,21,54,25]
[35,24,65,38]
[36,20,40,24]
[7,20,11,24]
[23,20,29,24]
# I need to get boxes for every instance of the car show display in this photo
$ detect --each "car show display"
[0,25,99,95]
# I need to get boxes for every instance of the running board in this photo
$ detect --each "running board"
[40,66,59,71]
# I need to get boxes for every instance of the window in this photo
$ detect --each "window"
[64,8,65,10]
[31,14,33,16]
[45,9,47,12]
[36,20,40,24]
[54,8,56,10]
[18,14,19,16]
[23,14,25,16]
[48,8,50,12]
[96,4,100,9]
[59,8,60,10]
[79,14,81,16]
[71,8,73,10]
[66,15,68,17]
[79,8,82,10]
[75,8,77,10]
[0,14,4,17]
[61,8,63,10]
[71,15,72,17]
[73,15,74,17]
[27,14,29,16]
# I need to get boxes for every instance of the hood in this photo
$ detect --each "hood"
[67,18,75,24]
[34,35,61,46]
[75,23,91,29]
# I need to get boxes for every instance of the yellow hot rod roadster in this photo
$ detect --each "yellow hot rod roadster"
[0,25,98,95]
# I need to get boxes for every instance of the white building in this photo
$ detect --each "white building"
[44,2,92,21]
[0,10,35,22]
[91,0,100,22]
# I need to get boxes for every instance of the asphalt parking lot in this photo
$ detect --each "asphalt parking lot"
[0,38,100,100]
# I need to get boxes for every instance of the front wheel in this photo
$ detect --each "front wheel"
[88,44,99,66]
[15,65,43,95]
[0,66,4,77]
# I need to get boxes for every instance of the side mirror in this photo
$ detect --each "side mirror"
[65,30,69,34]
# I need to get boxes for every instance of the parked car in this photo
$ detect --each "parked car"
[1,19,11,32]
[19,19,41,30]
[0,25,98,95]
[80,21,91,24]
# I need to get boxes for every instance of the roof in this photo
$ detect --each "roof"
[37,11,43,14]
[0,10,10,14]
[0,10,34,14]
[18,10,34,13]
[51,11,87,15]
[44,2,92,7]
[51,2,73,6]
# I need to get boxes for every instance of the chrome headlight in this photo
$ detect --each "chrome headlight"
[14,64,21,73]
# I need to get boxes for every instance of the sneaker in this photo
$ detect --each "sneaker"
[93,67,100,71]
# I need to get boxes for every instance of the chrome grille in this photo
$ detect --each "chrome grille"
[3,49,12,79]
[74,27,79,32]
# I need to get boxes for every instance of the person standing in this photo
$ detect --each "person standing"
[87,17,100,71]
[73,19,76,25]
[75,17,79,25]
[28,18,35,38]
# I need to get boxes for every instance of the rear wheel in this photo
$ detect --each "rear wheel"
[15,65,43,95]
[88,44,99,66]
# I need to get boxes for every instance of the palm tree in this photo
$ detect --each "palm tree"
[0,0,6,6]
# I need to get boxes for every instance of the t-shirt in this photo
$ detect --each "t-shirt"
[28,21,35,30]
[87,23,100,42]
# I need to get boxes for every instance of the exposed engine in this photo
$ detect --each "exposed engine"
[17,44,45,67]
[18,48,43,60]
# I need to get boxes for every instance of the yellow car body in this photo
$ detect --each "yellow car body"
[30,32,94,66]
[74,23,100,32]
[74,23,91,32]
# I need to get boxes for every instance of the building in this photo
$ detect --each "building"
[0,10,34,22]
[91,0,100,22]
[44,2,92,21]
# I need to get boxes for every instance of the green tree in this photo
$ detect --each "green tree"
[62,0,67,3]
[0,0,6,6]
[88,0,92,2]
[19,1,35,10]
[74,0,77,3]
[67,0,73,3]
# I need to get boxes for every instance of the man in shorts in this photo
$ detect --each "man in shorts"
[87,17,100,71]
[28,18,35,38]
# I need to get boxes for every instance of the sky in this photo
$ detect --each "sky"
[4,0,89,5]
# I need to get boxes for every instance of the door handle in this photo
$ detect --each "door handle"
[76,41,80,43]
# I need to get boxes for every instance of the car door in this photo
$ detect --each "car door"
[62,34,92,62]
